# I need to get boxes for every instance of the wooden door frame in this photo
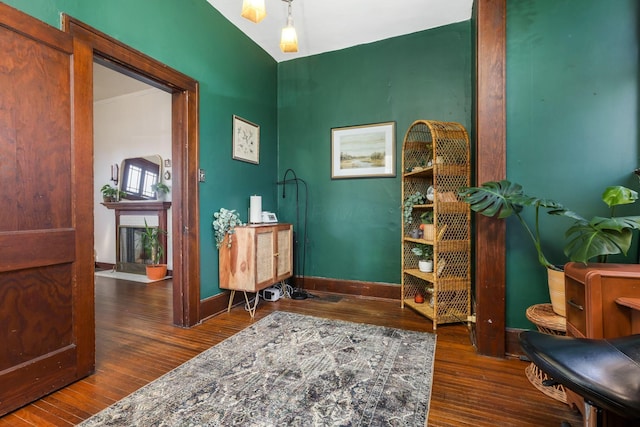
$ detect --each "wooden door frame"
[475,0,507,357]
[62,16,201,327]
[59,4,508,345]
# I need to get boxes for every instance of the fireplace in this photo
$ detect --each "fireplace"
[102,200,171,274]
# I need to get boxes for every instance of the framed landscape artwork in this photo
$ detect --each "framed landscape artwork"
[331,121,396,179]
[232,115,260,164]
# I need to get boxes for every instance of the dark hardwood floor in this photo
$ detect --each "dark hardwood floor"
[1,277,583,426]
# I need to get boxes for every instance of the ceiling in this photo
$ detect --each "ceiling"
[94,0,474,99]
[207,0,474,62]
[94,63,152,101]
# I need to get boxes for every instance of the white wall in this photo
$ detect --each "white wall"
[94,88,173,268]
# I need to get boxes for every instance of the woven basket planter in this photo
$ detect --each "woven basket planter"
[422,224,434,241]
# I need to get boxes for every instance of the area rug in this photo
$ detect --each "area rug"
[80,311,436,426]
[94,270,171,284]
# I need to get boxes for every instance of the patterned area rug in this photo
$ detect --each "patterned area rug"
[80,311,436,426]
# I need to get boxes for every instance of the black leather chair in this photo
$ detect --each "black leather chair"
[519,331,640,427]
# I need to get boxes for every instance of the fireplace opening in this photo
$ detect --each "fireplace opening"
[118,225,153,274]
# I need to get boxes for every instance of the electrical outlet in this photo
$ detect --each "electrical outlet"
[198,168,206,182]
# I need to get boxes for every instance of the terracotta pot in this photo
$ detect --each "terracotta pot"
[146,264,167,280]
[547,267,565,317]
[414,294,424,304]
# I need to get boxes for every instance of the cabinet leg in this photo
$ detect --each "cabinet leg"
[243,291,259,318]
[227,290,235,312]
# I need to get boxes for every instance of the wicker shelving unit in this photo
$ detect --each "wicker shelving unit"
[401,120,471,329]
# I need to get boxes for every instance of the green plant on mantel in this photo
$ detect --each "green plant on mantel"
[100,184,125,202]
[213,208,244,249]
[152,182,170,197]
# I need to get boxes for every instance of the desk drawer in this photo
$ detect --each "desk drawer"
[565,276,586,337]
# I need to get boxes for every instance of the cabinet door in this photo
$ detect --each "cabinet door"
[219,227,258,292]
[275,224,293,281]
[255,227,276,289]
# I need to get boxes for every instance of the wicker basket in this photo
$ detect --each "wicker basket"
[524,303,567,403]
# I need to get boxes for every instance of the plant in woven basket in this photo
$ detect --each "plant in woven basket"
[213,208,244,249]
[419,211,434,240]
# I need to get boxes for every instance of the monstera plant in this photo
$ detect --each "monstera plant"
[458,180,567,270]
[458,180,640,316]
[562,185,640,263]
[458,180,640,265]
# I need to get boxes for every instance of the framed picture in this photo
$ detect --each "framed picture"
[331,121,396,179]
[232,115,260,164]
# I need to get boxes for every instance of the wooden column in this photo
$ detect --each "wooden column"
[475,0,507,357]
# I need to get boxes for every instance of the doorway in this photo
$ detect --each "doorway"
[93,63,173,276]
[63,15,202,327]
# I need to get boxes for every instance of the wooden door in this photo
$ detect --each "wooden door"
[0,3,94,416]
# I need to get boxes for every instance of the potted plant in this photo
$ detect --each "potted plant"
[100,184,124,202]
[419,211,434,241]
[141,219,167,280]
[213,208,244,249]
[403,192,426,225]
[152,182,170,200]
[562,185,640,263]
[411,243,434,273]
[404,191,427,239]
[458,180,640,316]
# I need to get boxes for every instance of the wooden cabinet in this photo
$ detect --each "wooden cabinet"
[564,262,640,423]
[565,262,640,338]
[400,120,471,329]
[219,223,293,293]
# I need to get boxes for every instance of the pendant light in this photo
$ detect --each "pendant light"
[241,0,266,23]
[280,0,298,53]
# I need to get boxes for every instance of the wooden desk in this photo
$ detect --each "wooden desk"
[563,262,640,425]
[564,262,640,339]
[615,297,640,334]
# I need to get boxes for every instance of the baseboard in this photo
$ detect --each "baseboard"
[198,277,401,321]
[296,276,401,300]
[199,291,240,322]
[506,327,526,358]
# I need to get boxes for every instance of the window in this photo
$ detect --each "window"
[121,157,159,200]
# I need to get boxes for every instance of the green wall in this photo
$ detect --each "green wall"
[4,0,279,299]
[506,0,639,327]
[277,23,473,284]
[9,0,637,330]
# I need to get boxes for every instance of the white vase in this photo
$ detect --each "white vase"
[418,260,433,273]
